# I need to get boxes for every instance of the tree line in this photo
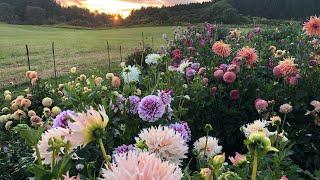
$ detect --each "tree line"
[0,0,120,27]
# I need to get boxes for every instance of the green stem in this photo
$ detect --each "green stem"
[51,149,56,171]
[203,130,209,158]
[251,150,258,180]
[98,138,109,163]
[281,114,287,132]
[34,145,43,166]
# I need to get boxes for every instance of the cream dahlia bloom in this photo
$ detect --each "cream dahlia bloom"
[68,106,109,146]
[137,126,188,165]
[145,53,161,65]
[193,136,222,160]
[36,127,75,165]
[121,65,141,83]
[242,119,271,137]
[100,151,182,180]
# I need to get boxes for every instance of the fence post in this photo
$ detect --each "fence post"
[52,42,57,86]
[25,45,31,70]
[120,45,123,62]
[142,32,145,50]
[152,36,154,50]
[107,41,111,72]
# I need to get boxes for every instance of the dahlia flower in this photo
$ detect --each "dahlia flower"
[138,95,165,122]
[242,119,271,137]
[177,61,192,74]
[229,152,247,166]
[113,144,135,155]
[169,122,191,142]
[304,16,320,37]
[230,89,239,100]
[213,69,224,81]
[42,97,53,107]
[68,106,109,146]
[279,103,293,114]
[145,53,161,65]
[100,151,182,180]
[193,136,222,160]
[311,100,320,112]
[223,71,236,84]
[157,90,172,106]
[111,76,121,88]
[255,98,268,113]
[30,115,43,127]
[122,65,141,83]
[110,94,126,113]
[53,110,76,128]
[137,126,188,164]
[237,46,258,66]
[277,57,298,77]
[128,95,141,114]
[63,172,80,180]
[36,127,75,165]
[212,41,231,58]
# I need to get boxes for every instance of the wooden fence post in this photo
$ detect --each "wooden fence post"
[52,42,57,86]
[25,45,31,70]
[107,41,111,72]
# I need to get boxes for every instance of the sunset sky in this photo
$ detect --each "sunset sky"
[56,0,211,17]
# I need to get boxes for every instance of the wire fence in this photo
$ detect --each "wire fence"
[1,32,157,89]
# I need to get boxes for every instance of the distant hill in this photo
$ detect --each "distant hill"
[0,0,119,27]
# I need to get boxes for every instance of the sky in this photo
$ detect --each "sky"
[56,0,211,17]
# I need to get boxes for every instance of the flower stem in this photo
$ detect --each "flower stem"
[51,149,56,171]
[281,114,287,131]
[251,150,258,180]
[35,145,43,166]
[98,138,109,163]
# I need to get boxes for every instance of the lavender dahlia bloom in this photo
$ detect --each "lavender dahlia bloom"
[128,95,141,114]
[138,95,165,122]
[53,110,76,128]
[170,122,191,142]
[158,90,173,105]
[113,144,135,155]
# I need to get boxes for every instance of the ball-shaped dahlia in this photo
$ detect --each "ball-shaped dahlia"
[138,95,165,122]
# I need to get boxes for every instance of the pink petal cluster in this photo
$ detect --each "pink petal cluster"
[138,126,188,164]
[229,152,247,166]
[236,47,258,66]
[255,98,268,113]
[100,151,182,180]
[223,71,237,84]
[212,41,231,58]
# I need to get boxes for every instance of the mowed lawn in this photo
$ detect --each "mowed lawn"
[0,23,174,87]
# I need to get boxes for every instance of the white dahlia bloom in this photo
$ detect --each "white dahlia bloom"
[242,119,272,137]
[121,65,141,83]
[145,53,161,65]
[193,136,222,160]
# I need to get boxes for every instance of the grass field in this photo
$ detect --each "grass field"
[0,23,174,88]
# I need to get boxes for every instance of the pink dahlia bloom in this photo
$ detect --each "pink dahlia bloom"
[100,151,183,180]
[138,126,188,164]
[213,69,224,81]
[210,87,218,96]
[255,98,268,113]
[273,66,282,78]
[279,103,293,114]
[212,41,231,58]
[280,175,288,180]
[237,47,258,66]
[223,71,236,84]
[229,152,247,166]
[230,90,239,100]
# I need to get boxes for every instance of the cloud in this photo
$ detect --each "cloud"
[55,0,86,6]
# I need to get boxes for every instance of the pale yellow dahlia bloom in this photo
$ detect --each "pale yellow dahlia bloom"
[68,106,109,146]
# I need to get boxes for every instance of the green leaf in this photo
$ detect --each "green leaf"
[14,124,44,147]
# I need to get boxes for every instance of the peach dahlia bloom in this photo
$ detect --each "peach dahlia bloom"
[212,41,231,58]
[138,126,188,165]
[237,46,258,66]
[277,57,298,76]
[100,151,182,180]
[304,16,320,37]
